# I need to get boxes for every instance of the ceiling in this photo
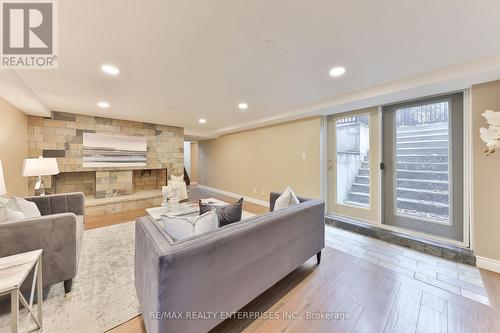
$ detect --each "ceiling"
[4,0,500,138]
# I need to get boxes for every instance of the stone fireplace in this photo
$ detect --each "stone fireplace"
[27,111,185,215]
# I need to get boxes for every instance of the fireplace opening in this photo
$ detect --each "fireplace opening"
[133,169,167,192]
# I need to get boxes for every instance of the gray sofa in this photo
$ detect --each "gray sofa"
[135,192,325,333]
[0,192,85,293]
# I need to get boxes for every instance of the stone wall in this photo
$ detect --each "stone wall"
[27,111,184,196]
[53,171,95,196]
[95,170,133,198]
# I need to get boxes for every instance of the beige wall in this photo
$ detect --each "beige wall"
[0,98,28,197]
[472,80,500,261]
[190,142,198,183]
[198,117,321,201]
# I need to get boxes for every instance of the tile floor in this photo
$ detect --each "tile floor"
[325,225,489,305]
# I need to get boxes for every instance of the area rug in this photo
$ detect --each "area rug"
[0,221,140,333]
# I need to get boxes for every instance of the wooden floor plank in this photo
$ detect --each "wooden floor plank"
[351,276,401,333]
[448,301,480,333]
[383,287,422,333]
[416,303,447,333]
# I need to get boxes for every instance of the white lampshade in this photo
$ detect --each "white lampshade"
[0,159,6,195]
[22,157,60,177]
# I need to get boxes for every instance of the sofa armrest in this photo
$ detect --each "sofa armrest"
[25,192,85,217]
[0,213,78,288]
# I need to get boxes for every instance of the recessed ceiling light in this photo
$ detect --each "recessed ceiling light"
[198,118,206,124]
[238,103,249,110]
[329,66,346,77]
[98,102,110,108]
[101,64,120,75]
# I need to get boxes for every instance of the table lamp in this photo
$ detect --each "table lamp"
[0,159,6,196]
[22,157,59,196]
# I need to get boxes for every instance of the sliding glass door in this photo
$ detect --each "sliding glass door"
[382,93,464,241]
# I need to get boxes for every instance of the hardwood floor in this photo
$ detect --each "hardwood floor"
[93,186,500,333]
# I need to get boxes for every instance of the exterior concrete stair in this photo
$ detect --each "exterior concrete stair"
[345,122,450,220]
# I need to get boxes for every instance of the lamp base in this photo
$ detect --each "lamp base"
[34,176,46,196]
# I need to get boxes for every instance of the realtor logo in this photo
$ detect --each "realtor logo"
[1,0,58,68]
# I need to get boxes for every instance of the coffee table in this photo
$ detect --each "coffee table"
[146,198,228,221]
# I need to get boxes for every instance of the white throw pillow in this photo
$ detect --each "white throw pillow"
[168,181,189,201]
[6,207,26,221]
[0,196,9,205]
[162,209,218,241]
[0,206,6,223]
[0,205,26,223]
[170,174,184,182]
[274,186,300,211]
[9,197,41,218]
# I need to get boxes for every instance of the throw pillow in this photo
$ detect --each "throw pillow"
[9,197,41,218]
[199,198,243,227]
[170,174,184,182]
[0,205,26,222]
[0,206,6,222]
[6,207,26,221]
[162,209,218,241]
[274,186,300,211]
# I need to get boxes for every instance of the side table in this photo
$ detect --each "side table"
[0,249,43,333]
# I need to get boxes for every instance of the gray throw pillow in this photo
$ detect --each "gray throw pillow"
[199,198,243,227]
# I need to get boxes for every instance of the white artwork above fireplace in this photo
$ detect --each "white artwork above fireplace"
[83,133,147,168]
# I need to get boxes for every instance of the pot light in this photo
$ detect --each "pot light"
[238,103,249,110]
[198,118,206,124]
[101,65,120,75]
[98,102,110,108]
[329,66,346,77]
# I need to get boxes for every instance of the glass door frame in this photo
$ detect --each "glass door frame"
[322,90,472,248]
[326,107,381,224]
[382,93,464,242]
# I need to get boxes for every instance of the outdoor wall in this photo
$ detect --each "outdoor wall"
[0,98,28,197]
[198,117,321,201]
[471,80,500,263]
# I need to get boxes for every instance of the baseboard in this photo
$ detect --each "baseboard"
[196,184,270,208]
[476,256,500,273]
[190,182,198,185]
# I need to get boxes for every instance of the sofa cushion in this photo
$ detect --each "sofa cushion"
[199,198,243,227]
[274,186,300,211]
[162,209,218,241]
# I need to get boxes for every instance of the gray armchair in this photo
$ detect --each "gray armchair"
[0,192,85,293]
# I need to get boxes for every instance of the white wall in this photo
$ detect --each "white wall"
[184,141,191,176]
